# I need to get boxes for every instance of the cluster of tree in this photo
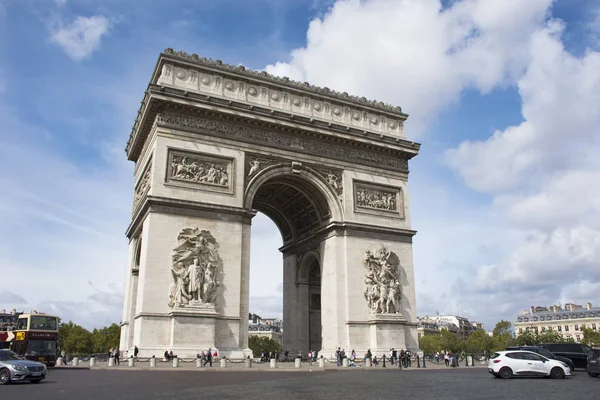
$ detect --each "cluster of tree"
[248,335,282,356]
[419,320,600,355]
[58,321,120,355]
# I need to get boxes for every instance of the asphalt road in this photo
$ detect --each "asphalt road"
[2,368,599,400]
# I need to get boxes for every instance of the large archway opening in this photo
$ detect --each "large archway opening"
[247,170,333,355]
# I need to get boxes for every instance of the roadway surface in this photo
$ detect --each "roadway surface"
[2,368,599,400]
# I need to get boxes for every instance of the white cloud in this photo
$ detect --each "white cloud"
[444,20,600,322]
[54,0,67,7]
[262,0,600,329]
[50,16,110,61]
[265,0,552,134]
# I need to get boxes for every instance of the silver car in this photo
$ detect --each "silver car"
[0,350,47,385]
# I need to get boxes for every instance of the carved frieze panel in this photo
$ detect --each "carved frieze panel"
[166,148,234,194]
[168,228,222,309]
[157,112,409,172]
[363,247,402,315]
[244,154,277,187]
[133,161,152,211]
[353,181,404,218]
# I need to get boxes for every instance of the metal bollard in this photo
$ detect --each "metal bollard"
[173,356,179,368]
[128,356,135,367]
[318,358,325,368]
[72,357,79,367]
[220,358,227,368]
[196,358,202,368]
[89,357,96,367]
[342,358,349,367]
[417,356,421,368]
[295,358,301,368]
[245,358,252,368]
[270,359,276,368]
[423,355,426,368]
[382,354,386,368]
[150,356,156,368]
[471,355,475,366]
[108,357,115,367]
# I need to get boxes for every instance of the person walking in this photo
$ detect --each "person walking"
[114,349,120,365]
[134,346,139,360]
[203,347,213,367]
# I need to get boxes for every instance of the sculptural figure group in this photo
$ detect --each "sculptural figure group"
[356,187,397,211]
[171,156,228,187]
[363,247,402,314]
[168,228,220,308]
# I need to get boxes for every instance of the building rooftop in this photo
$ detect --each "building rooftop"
[515,302,600,322]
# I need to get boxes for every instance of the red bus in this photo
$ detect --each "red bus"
[0,311,59,367]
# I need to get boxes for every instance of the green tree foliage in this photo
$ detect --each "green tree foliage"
[581,328,600,346]
[514,330,537,345]
[463,330,494,354]
[63,324,93,355]
[59,321,121,355]
[514,329,566,346]
[91,324,121,353]
[491,320,513,351]
[248,336,282,356]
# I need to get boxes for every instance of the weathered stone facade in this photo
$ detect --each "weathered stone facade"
[120,50,421,358]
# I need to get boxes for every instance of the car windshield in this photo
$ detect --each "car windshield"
[27,340,57,356]
[0,351,24,361]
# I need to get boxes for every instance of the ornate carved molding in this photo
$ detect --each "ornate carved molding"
[353,181,404,218]
[314,167,343,203]
[133,161,152,211]
[166,148,234,194]
[158,112,408,172]
[363,247,402,315]
[161,48,406,116]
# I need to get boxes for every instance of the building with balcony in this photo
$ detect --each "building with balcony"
[514,302,600,343]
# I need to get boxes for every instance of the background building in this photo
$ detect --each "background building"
[514,302,600,343]
[248,315,283,346]
[417,315,483,338]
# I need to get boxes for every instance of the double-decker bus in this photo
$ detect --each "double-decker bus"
[0,310,59,366]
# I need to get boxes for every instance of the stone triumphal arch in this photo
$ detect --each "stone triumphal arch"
[119,49,421,358]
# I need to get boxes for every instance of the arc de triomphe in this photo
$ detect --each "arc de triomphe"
[119,49,421,358]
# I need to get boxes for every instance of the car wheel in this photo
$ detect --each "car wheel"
[588,371,599,378]
[0,368,11,385]
[30,379,43,384]
[498,367,512,379]
[551,367,565,379]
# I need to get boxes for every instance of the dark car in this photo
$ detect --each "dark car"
[588,348,600,378]
[506,346,574,372]
[538,343,592,369]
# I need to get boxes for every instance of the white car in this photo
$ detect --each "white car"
[488,350,571,379]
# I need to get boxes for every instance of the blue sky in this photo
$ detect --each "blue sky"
[1,0,599,332]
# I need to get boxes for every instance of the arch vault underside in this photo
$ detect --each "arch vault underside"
[119,49,421,358]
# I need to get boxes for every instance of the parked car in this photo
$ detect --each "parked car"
[488,350,570,379]
[537,343,591,369]
[0,350,47,385]
[587,348,600,378]
[506,346,574,372]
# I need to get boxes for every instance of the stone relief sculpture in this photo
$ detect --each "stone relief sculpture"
[171,154,229,187]
[133,162,152,209]
[363,247,402,314]
[356,186,398,211]
[168,228,221,308]
[315,168,343,202]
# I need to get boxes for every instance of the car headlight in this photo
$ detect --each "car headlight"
[13,365,27,372]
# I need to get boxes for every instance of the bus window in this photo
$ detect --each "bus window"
[16,318,28,330]
[30,316,58,330]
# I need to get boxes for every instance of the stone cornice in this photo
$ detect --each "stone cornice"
[127,51,417,159]
[125,195,255,239]
[159,48,407,115]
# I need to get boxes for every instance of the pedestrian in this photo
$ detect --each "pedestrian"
[134,345,139,359]
[114,349,120,365]
[203,347,213,367]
